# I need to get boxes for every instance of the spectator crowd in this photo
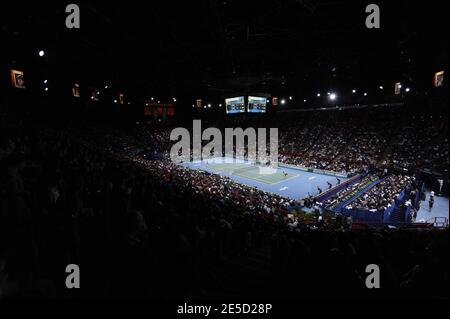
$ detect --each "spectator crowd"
[0,107,448,299]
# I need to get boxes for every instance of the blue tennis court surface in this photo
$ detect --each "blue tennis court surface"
[181,157,348,200]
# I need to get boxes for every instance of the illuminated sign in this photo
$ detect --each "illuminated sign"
[72,83,80,97]
[11,69,26,89]
[434,71,444,87]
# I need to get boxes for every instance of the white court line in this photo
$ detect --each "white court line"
[243,173,299,186]
[269,174,299,185]
[200,160,300,186]
[232,171,285,185]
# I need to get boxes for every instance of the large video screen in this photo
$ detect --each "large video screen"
[225,96,245,114]
[247,96,267,113]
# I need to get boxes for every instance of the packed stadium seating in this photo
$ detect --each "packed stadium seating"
[0,106,448,298]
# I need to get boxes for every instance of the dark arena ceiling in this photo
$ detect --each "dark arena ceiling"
[1,0,448,101]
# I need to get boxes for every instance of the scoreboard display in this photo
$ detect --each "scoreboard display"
[225,96,245,114]
[144,103,175,117]
[247,96,267,113]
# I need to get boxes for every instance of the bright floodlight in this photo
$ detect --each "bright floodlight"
[352,89,356,94]
[379,86,384,90]
[289,96,293,100]
[38,50,45,57]
[364,93,368,96]
[304,99,307,103]
[281,99,286,105]
[405,88,411,92]
[329,93,336,101]
[44,80,48,84]
[114,100,118,103]
[44,87,49,91]
[317,93,321,97]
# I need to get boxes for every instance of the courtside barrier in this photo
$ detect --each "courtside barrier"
[314,174,364,203]
[341,207,384,223]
